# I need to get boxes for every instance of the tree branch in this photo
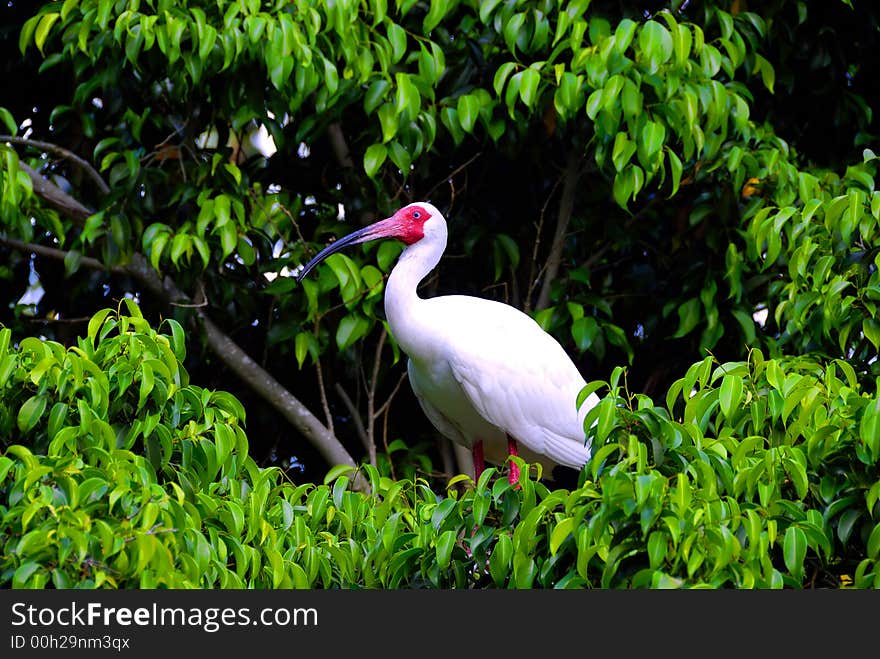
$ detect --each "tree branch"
[327,122,354,169]
[523,177,562,314]
[2,135,111,195]
[534,152,583,312]
[334,382,370,452]
[373,369,408,420]
[423,151,483,202]
[314,354,335,437]
[19,162,94,223]
[0,235,120,273]
[364,326,388,467]
[198,313,365,486]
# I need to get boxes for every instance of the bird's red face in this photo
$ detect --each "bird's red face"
[388,204,431,245]
[296,203,435,281]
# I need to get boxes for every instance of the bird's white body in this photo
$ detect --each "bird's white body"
[381,203,599,475]
[299,201,599,479]
[398,295,596,472]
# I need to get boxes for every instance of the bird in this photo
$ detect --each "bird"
[296,202,600,485]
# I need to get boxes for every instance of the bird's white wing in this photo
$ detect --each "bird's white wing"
[450,357,593,469]
[435,297,595,469]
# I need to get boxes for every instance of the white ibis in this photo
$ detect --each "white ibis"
[297,202,600,485]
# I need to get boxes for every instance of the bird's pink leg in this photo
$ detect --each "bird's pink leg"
[473,440,485,481]
[507,436,521,487]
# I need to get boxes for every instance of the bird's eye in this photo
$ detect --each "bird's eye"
[412,211,421,219]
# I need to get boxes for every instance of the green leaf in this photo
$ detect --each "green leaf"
[169,232,192,265]
[585,89,603,120]
[163,318,186,360]
[387,23,407,62]
[731,309,756,344]
[323,57,339,96]
[638,120,666,168]
[754,53,775,93]
[673,298,700,338]
[397,74,421,119]
[620,79,642,118]
[860,396,880,462]
[34,12,60,55]
[363,143,387,178]
[503,71,524,117]
[489,534,513,586]
[64,249,82,277]
[13,562,42,588]
[612,132,636,172]
[336,314,369,351]
[519,68,541,109]
[47,402,68,440]
[571,316,600,351]
[364,79,391,115]
[216,223,237,259]
[549,518,573,556]
[667,148,683,197]
[863,319,880,350]
[472,492,490,525]
[294,332,313,368]
[837,509,861,545]
[19,15,39,54]
[867,522,880,559]
[503,12,526,53]
[18,395,47,433]
[577,381,606,411]
[638,20,673,71]
[555,71,583,118]
[323,464,356,485]
[647,531,668,569]
[719,374,743,419]
[0,107,16,134]
[423,0,447,33]
[784,457,809,500]
[513,551,537,588]
[435,529,456,569]
[612,169,633,208]
[149,231,170,271]
[440,107,464,145]
[377,241,404,272]
[388,141,412,173]
[198,23,217,62]
[137,362,154,412]
[493,62,516,97]
[613,18,638,52]
[783,526,807,580]
[672,23,693,63]
[457,94,480,133]
[87,310,113,349]
[494,233,519,270]
[595,398,617,441]
[418,43,441,83]
[479,0,503,23]
[377,102,397,142]
[0,456,13,483]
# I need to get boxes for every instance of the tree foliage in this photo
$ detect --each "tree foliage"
[2,306,878,588]
[0,0,879,588]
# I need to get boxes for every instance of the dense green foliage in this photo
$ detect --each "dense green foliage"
[1,1,879,588]
[1,307,878,588]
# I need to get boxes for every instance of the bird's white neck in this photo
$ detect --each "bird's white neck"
[384,233,446,355]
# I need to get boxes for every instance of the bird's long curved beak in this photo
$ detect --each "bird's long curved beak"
[296,216,398,281]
